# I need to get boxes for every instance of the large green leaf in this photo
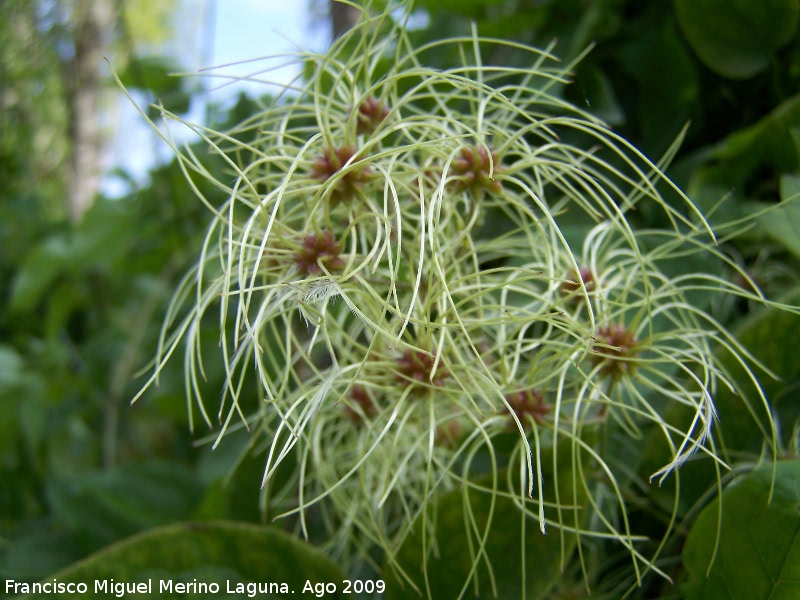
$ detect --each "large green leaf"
[681,460,800,600]
[0,345,48,457]
[0,346,25,456]
[386,435,587,599]
[636,286,800,516]
[757,174,800,260]
[571,66,625,127]
[687,95,800,213]
[616,25,699,154]
[675,0,800,79]
[11,521,347,599]
[46,460,205,550]
[712,287,800,452]
[9,198,136,315]
[0,345,24,387]
[0,527,83,582]
[715,95,800,176]
[9,236,70,313]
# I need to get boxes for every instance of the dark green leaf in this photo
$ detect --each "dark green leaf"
[714,287,800,451]
[616,25,699,153]
[714,94,800,176]
[386,436,587,599]
[756,175,800,260]
[682,460,800,600]
[8,199,136,316]
[676,0,800,79]
[572,66,625,126]
[0,345,24,388]
[12,521,347,599]
[637,286,800,515]
[685,95,800,215]
[9,236,70,313]
[0,346,24,456]
[46,461,205,550]
[0,527,83,581]
[69,197,135,268]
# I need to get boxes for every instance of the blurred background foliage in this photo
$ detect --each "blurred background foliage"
[1,0,799,597]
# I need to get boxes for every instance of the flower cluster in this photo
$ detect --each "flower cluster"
[131,3,780,594]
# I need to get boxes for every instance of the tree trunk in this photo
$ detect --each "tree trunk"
[64,0,115,223]
[330,1,361,40]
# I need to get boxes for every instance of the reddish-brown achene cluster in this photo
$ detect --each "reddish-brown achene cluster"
[592,323,639,380]
[355,96,389,135]
[449,145,503,196]
[395,349,449,394]
[344,386,377,423]
[293,231,345,275]
[505,388,550,430]
[436,418,463,447]
[310,144,371,206]
[561,267,597,302]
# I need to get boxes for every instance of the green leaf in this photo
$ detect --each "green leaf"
[13,521,347,599]
[714,286,800,452]
[0,345,48,456]
[572,66,625,126]
[715,94,800,176]
[386,436,587,599]
[0,345,24,388]
[675,0,800,79]
[616,25,699,154]
[681,460,800,600]
[756,174,800,260]
[69,197,135,269]
[8,198,136,316]
[685,95,800,214]
[46,461,205,550]
[9,236,70,313]
[0,527,82,581]
[636,286,800,516]
[0,346,25,456]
